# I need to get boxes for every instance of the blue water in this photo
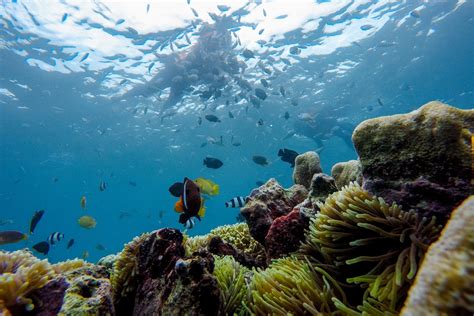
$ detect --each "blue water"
[0,0,473,263]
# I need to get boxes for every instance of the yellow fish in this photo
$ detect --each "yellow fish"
[194,177,220,196]
[78,215,97,229]
[80,196,87,210]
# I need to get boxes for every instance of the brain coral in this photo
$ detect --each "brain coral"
[213,255,250,315]
[248,256,346,315]
[301,182,441,312]
[0,250,55,313]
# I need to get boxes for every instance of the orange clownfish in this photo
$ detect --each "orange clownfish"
[169,177,205,229]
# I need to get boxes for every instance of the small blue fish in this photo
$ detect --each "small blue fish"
[146,4,150,13]
[191,8,198,17]
[80,53,89,62]
[61,13,68,23]
[116,18,125,25]
[360,24,373,31]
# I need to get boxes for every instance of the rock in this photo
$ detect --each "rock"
[241,179,308,244]
[352,101,474,222]
[60,274,115,315]
[401,196,474,316]
[309,173,338,202]
[30,277,68,316]
[331,159,362,189]
[292,151,322,189]
[264,209,310,261]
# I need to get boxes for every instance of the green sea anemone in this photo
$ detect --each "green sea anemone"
[213,255,250,315]
[247,256,346,315]
[0,250,55,313]
[300,182,441,312]
[110,232,150,297]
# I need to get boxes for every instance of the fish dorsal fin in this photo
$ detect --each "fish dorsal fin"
[169,182,184,197]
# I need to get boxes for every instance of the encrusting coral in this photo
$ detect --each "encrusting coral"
[213,255,250,315]
[300,182,441,313]
[0,250,55,314]
[110,232,150,298]
[248,256,346,315]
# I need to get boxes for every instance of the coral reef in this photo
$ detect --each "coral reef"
[248,256,345,314]
[300,182,441,312]
[331,159,362,189]
[0,249,55,314]
[240,178,307,244]
[59,273,115,315]
[264,209,309,261]
[401,196,474,315]
[309,172,338,202]
[213,255,250,315]
[52,258,89,274]
[110,232,150,299]
[292,151,322,189]
[29,277,68,315]
[352,101,474,222]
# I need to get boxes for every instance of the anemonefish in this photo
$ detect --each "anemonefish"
[169,177,206,228]
[48,232,64,245]
[225,196,249,208]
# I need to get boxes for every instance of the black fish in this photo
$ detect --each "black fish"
[242,49,254,59]
[30,210,45,234]
[278,148,299,168]
[67,238,75,249]
[377,98,384,106]
[129,181,137,187]
[252,155,269,166]
[205,114,221,123]
[284,111,290,120]
[203,157,223,169]
[257,119,264,126]
[289,46,301,55]
[198,117,202,125]
[32,241,50,255]
[260,78,269,88]
[228,111,234,119]
[255,88,267,100]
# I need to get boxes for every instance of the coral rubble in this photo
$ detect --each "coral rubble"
[401,196,474,315]
[353,101,474,222]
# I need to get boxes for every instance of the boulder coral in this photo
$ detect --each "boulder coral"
[331,159,362,189]
[292,151,322,189]
[352,101,474,222]
[401,196,474,315]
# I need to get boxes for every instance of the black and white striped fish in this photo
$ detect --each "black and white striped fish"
[184,218,195,229]
[48,232,64,245]
[225,196,249,208]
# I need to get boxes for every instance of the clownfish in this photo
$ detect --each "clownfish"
[169,177,206,229]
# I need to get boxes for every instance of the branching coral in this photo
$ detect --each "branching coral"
[213,255,250,315]
[248,256,346,315]
[300,182,441,312]
[110,232,150,297]
[0,250,55,313]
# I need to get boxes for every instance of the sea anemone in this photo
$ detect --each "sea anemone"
[52,258,89,274]
[213,255,250,315]
[110,232,150,297]
[300,182,441,312]
[183,234,210,256]
[0,250,55,313]
[209,223,265,260]
[247,256,346,315]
